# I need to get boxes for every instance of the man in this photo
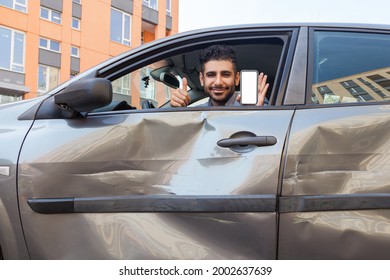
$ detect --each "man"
[170,44,269,107]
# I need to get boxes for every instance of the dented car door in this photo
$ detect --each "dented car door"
[278,28,390,259]
[18,108,294,259]
[16,26,297,259]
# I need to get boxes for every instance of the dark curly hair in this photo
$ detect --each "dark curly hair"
[199,44,237,73]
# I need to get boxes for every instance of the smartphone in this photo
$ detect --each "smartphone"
[240,70,258,105]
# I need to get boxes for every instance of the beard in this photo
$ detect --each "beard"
[205,85,236,105]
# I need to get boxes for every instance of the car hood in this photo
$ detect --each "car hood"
[0,96,47,121]
[0,96,45,111]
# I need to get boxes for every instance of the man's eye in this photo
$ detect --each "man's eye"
[206,73,216,77]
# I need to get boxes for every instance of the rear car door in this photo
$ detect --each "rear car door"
[17,27,298,259]
[279,27,390,259]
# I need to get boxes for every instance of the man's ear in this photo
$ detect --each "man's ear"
[199,72,204,86]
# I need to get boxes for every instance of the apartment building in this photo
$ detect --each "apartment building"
[0,0,179,104]
[312,67,390,104]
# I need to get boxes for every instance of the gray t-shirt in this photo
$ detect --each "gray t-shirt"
[197,92,268,107]
[197,92,241,107]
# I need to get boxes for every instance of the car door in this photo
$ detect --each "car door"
[17,27,298,259]
[278,27,390,259]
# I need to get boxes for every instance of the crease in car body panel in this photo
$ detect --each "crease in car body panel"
[18,108,294,259]
[283,105,390,195]
[278,104,390,259]
[20,110,292,196]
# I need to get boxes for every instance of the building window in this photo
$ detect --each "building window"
[38,64,60,94]
[71,46,79,57]
[341,80,374,102]
[311,92,319,104]
[112,74,131,96]
[110,7,131,46]
[367,74,390,93]
[357,77,387,98]
[0,94,22,104]
[40,6,61,24]
[70,70,79,79]
[72,0,81,4]
[315,85,337,103]
[166,0,171,15]
[72,17,80,30]
[0,26,25,73]
[143,0,158,10]
[140,67,155,100]
[39,37,60,52]
[317,85,334,98]
[0,0,27,13]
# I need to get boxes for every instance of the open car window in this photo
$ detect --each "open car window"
[95,36,287,112]
[97,60,190,111]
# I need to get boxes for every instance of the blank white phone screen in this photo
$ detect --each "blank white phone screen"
[240,70,258,105]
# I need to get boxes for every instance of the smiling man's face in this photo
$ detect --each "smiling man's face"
[200,60,240,106]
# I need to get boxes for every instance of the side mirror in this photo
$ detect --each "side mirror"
[55,78,112,112]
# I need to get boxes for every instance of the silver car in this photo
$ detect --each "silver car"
[1,23,390,259]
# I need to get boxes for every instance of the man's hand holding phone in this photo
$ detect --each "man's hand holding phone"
[238,71,269,106]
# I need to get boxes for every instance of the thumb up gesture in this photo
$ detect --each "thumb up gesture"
[170,77,190,107]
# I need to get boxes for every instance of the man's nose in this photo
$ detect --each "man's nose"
[215,74,222,84]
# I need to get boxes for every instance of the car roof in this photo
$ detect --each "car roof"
[117,22,390,61]
[69,22,390,89]
[187,22,390,31]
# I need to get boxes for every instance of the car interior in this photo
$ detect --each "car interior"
[95,37,286,112]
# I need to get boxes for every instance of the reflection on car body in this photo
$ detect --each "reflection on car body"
[0,23,390,259]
